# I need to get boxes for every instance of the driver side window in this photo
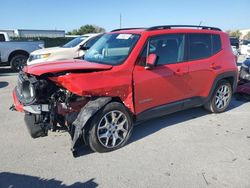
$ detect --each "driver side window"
[137,34,185,66]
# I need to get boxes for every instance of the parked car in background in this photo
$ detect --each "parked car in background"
[0,32,10,41]
[230,37,239,49]
[240,40,250,55]
[12,25,238,153]
[27,33,103,65]
[0,32,44,71]
[239,58,250,81]
[236,58,250,100]
[231,46,239,62]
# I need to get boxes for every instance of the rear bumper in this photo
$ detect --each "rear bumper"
[12,88,24,112]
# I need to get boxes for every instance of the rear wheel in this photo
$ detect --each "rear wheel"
[87,102,133,153]
[204,80,232,113]
[10,54,28,72]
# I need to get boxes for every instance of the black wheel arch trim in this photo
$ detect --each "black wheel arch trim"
[204,71,238,104]
[71,97,112,155]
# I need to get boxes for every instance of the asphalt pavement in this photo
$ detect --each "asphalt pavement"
[0,57,249,188]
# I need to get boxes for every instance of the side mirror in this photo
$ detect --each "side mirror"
[79,45,90,51]
[145,53,157,70]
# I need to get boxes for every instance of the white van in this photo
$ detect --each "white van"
[27,33,103,65]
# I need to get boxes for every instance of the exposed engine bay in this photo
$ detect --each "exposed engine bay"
[14,71,89,139]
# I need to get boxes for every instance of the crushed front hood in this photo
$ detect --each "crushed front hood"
[23,59,112,76]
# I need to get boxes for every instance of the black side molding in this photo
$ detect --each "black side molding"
[135,71,238,123]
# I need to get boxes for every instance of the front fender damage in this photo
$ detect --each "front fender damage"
[71,97,112,156]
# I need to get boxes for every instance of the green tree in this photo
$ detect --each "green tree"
[67,24,105,35]
[243,31,250,40]
[67,29,78,35]
[226,30,242,38]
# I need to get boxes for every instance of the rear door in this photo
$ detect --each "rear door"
[187,33,222,98]
[133,34,190,115]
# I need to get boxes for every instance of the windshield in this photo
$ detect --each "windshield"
[62,36,88,48]
[84,33,140,65]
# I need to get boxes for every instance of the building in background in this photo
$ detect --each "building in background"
[0,29,16,37]
[17,29,65,38]
[240,28,250,39]
[0,29,65,38]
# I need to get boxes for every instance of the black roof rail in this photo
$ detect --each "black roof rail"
[146,25,222,31]
[111,28,146,32]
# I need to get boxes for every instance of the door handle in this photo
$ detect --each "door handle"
[174,69,187,76]
[210,63,221,70]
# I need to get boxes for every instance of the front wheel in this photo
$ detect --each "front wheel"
[87,102,133,153]
[204,80,232,113]
[10,54,28,72]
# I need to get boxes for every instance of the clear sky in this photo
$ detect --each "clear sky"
[1,0,249,32]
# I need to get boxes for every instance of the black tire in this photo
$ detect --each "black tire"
[204,80,232,113]
[87,102,133,153]
[10,54,28,72]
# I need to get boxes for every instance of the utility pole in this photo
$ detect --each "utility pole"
[120,13,122,29]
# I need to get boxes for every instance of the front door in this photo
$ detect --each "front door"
[133,34,190,115]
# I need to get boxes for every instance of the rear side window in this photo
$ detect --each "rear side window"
[212,34,222,54]
[0,34,5,42]
[188,33,222,61]
[188,34,212,60]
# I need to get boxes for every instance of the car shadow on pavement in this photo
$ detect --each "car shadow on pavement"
[0,81,9,88]
[0,172,98,188]
[72,145,94,158]
[129,98,246,144]
[0,66,17,76]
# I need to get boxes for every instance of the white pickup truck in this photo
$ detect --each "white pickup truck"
[0,32,44,71]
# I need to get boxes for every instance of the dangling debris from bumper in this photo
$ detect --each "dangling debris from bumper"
[71,97,112,156]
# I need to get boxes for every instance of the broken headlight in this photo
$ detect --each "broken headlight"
[16,73,37,105]
[16,72,56,105]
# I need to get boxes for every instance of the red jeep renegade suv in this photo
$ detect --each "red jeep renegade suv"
[12,25,238,153]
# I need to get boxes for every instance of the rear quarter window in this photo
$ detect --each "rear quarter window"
[188,33,222,61]
[212,34,222,54]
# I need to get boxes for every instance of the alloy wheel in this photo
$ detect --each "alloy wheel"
[97,110,129,149]
[215,84,231,109]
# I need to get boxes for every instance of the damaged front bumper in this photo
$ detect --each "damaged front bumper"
[12,89,24,112]
[12,88,113,155]
[23,104,50,114]
[12,89,51,138]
